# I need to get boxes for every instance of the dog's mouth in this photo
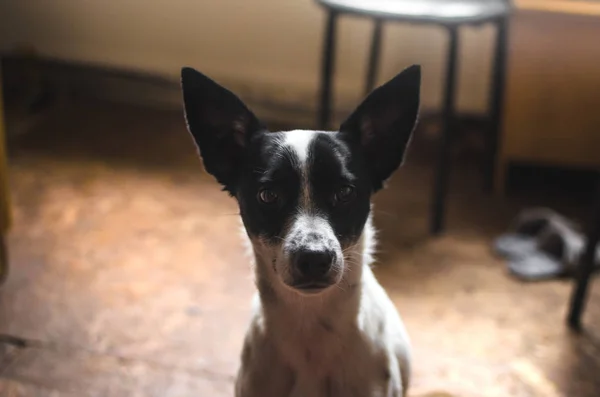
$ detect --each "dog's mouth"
[290,282,332,294]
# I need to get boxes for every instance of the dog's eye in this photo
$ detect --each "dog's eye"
[334,185,356,204]
[258,189,278,204]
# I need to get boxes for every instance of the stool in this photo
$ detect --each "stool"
[315,0,512,234]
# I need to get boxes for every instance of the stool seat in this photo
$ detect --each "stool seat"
[318,0,510,25]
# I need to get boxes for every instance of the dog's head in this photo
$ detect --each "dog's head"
[181,66,420,296]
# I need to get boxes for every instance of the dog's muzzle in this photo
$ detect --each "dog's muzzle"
[288,248,337,293]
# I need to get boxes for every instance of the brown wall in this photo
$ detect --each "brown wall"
[0,0,496,115]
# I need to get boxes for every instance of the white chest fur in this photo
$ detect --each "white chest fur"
[236,266,411,397]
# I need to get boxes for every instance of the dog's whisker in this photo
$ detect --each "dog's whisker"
[372,209,398,218]
[342,245,359,254]
[344,257,362,265]
[272,235,291,245]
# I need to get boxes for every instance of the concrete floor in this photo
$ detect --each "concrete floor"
[1,100,599,397]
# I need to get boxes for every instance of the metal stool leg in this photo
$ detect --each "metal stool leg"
[430,26,459,235]
[318,11,338,130]
[567,179,600,330]
[365,19,383,96]
[0,61,10,287]
[484,17,509,193]
[0,234,7,286]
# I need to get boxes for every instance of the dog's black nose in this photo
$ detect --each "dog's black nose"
[293,250,334,281]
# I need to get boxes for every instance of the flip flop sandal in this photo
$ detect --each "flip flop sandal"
[507,220,593,281]
[493,207,573,259]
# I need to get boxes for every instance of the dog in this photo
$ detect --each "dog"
[181,64,420,397]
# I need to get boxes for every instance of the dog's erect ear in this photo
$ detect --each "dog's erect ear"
[181,67,264,194]
[339,65,421,192]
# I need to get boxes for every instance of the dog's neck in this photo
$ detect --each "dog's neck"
[250,215,376,336]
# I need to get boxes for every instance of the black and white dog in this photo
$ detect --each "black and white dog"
[181,65,420,397]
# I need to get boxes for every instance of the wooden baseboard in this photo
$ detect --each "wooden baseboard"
[2,54,467,130]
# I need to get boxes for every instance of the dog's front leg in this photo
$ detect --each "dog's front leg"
[235,324,295,397]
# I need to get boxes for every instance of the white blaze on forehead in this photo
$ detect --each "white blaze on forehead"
[282,129,320,165]
[282,130,320,211]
